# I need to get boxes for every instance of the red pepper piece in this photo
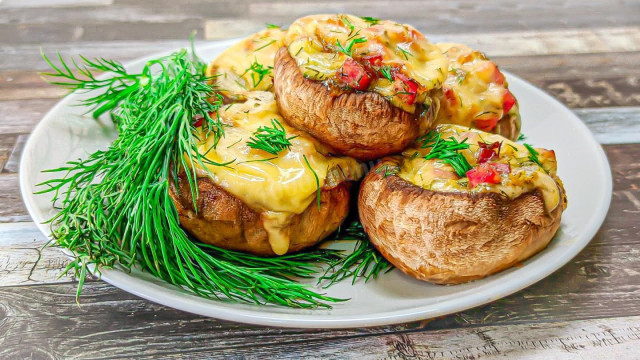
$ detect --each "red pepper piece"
[337,58,371,91]
[466,163,502,188]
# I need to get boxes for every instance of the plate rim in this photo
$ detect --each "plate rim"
[19,40,613,329]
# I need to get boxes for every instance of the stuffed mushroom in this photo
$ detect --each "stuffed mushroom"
[358,124,566,284]
[273,14,448,161]
[206,27,285,101]
[434,43,521,140]
[170,91,364,256]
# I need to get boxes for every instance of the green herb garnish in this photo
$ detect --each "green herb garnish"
[265,23,281,29]
[303,154,321,210]
[360,16,381,26]
[247,118,298,155]
[375,163,399,178]
[450,67,467,84]
[379,65,393,82]
[242,58,272,88]
[335,36,367,57]
[253,39,277,53]
[398,45,413,60]
[319,220,393,287]
[340,15,355,34]
[419,130,472,177]
[524,143,544,169]
[517,133,527,141]
[38,46,348,309]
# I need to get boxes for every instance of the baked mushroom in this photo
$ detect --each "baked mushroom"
[273,14,448,161]
[434,43,521,140]
[170,91,364,256]
[358,124,566,284]
[206,27,285,101]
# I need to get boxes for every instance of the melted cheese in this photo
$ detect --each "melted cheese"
[207,28,285,99]
[192,91,363,254]
[284,14,448,113]
[398,125,562,212]
[434,43,520,130]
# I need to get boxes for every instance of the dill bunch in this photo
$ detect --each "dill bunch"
[319,218,394,288]
[37,47,353,308]
[419,130,472,177]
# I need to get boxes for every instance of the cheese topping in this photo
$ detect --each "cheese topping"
[434,43,520,135]
[207,28,285,99]
[398,125,563,212]
[192,91,363,254]
[284,14,448,113]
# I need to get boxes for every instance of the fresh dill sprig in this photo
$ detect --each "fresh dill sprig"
[38,48,346,309]
[340,15,355,34]
[517,133,527,141]
[379,65,393,82]
[335,36,367,57]
[253,39,276,53]
[303,155,321,210]
[524,143,544,169]
[375,163,399,178]
[360,16,381,26]
[265,23,281,29]
[450,67,467,85]
[247,118,298,155]
[319,219,393,287]
[397,45,413,60]
[419,130,472,177]
[242,58,272,88]
[40,51,144,119]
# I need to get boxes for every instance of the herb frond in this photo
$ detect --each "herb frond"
[375,163,399,178]
[38,47,345,308]
[450,67,467,84]
[40,51,144,119]
[397,45,413,60]
[340,15,355,34]
[319,220,393,287]
[524,143,545,170]
[253,39,277,53]
[265,23,281,29]
[379,65,393,82]
[517,133,526,141]
[303,155,321,211]
[360,16,381,26]
[247,118,297,155]
[419,130,472,177]
[335,35,367,57]
[242,58,273,88]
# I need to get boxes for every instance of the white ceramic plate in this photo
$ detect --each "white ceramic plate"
[20,39,612,328]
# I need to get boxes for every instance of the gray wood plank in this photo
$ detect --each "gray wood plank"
[574,107,640,145]
[0,99,57,134]
[249,1,640,34]
[0,0,636,44]
[0,223,76,286]
[0,174,29,222]
[0,20,205,45]
[0,134,17,170]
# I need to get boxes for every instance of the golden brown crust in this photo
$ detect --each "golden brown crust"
[169,173,351,256]
[273,47,437,161]
[358,158,565,284]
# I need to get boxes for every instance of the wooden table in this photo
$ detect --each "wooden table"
[1,1,639,358]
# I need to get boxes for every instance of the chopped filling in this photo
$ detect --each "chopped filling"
[284,14,448,114]
[434,43,521,135]
[398,124,565,212]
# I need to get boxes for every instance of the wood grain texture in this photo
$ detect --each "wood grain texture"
[0,223,76,286]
